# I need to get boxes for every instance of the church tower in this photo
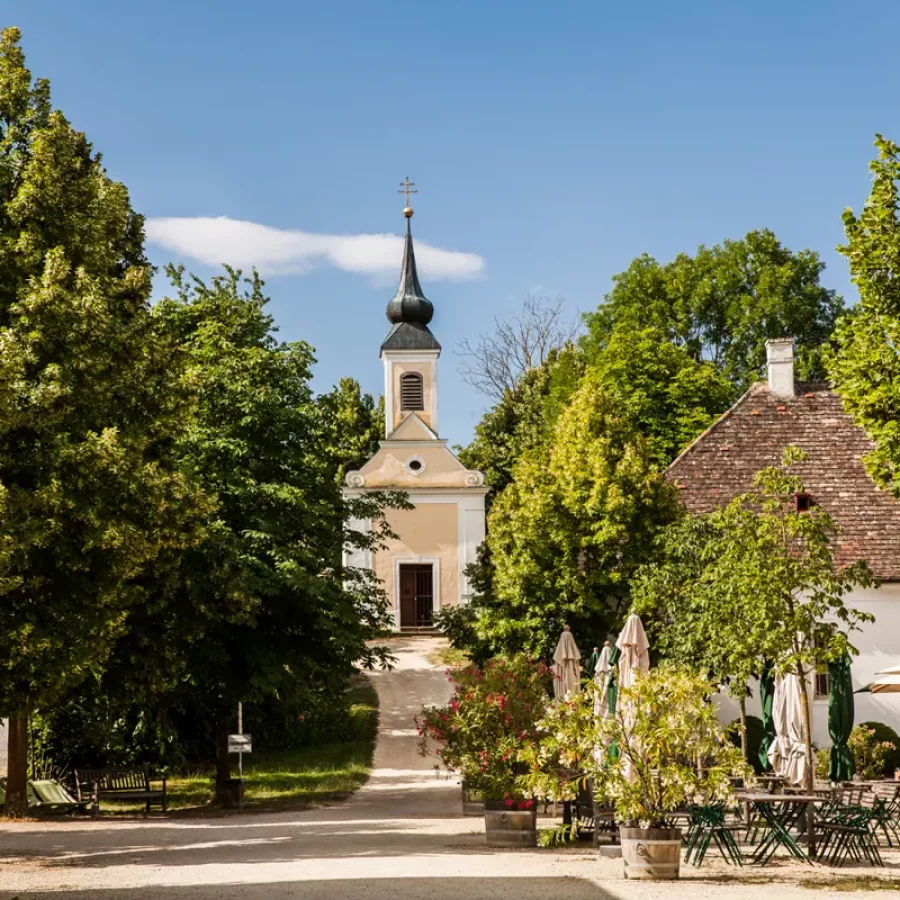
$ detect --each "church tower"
[344,186,487,631]
[381,203,441,438]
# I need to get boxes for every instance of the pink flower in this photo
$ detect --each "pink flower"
[504,798,514,808]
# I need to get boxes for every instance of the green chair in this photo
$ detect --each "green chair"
[685,804,744,867]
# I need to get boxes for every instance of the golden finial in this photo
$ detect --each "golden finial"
[398,177,417,218]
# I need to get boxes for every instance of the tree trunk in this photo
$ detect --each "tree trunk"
[738,696,749,766]
[214,716,231,804]
[4,711,28,818]
[796,662,816,859]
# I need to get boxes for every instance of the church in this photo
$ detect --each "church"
[343,196,488,631]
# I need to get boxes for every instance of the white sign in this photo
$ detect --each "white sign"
[228,734,252,754]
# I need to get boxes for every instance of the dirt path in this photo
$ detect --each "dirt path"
[1,637,897,899]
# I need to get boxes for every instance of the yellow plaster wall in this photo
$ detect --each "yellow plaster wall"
[374,503,459,610]
[392,361,434,431]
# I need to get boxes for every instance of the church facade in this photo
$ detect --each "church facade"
[344,203,487,631]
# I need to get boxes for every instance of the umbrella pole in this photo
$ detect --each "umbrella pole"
[796,663,816,859]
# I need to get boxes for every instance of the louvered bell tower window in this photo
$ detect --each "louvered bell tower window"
[400,372,425,411]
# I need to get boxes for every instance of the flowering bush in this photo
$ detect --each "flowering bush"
[416,654,551,799]
[520,666,751,829]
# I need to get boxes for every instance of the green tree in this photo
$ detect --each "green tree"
[0,29,205,814]
[585,230,844,394]
[829,135,900,497]
[583,326,733,468]
[472,379,679,658]
[633,514,765,763]
[459,345,582,502]
[635,448,873,810]
[318,377,384,485]
[144,267,403,792]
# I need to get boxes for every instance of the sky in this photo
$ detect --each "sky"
[9,1,900,443]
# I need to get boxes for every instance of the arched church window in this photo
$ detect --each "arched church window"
[400,372,425,411]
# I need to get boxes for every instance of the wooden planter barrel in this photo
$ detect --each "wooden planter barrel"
[461,781,484,817]
[620,827,681,880]
[483,800,537,847]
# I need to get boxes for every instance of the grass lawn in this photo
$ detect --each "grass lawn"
[100,678,378,816]
[426,645,470,669]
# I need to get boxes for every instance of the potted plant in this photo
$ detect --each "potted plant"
[521,666,750,878]
[416,655,550,846]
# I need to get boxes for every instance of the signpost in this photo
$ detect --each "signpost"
[228,702,251,811]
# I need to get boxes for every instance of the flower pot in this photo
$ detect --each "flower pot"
[620,827,682,880]
[483,800,537,847]
[461,781,484,817]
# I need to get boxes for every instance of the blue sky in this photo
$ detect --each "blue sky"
[11,1,900,443]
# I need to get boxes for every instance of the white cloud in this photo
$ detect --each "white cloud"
[145,216,485,281]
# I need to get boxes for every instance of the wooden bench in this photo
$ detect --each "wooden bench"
[74,766,167,814]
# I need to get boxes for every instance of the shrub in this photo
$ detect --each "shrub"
[416,655,550,799]
[728,714,766,774]
[521,666,751,829]
[852,723,899,779]
[434,604,492,667]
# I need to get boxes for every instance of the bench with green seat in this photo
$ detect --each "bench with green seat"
[0,777,90,815]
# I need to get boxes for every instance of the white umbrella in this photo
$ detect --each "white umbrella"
[768,672,811,786]
[593,643,614,718]
[553,626,581,700]
[616,613,650,692]
[615,613,650,782]
[860,665,900,694]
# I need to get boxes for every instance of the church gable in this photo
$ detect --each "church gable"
[387,413,438,441]
[348,439,484,490]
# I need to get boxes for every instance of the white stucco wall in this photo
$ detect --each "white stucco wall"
[715,582,900,747]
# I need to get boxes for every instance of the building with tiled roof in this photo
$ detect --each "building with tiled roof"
[667,338,900,740]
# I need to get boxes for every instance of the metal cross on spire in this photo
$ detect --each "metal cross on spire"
[398,177,417,218]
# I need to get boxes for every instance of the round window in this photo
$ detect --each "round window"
[404,455,426,476]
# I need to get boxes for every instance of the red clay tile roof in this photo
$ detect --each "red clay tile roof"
[666,381,900,581]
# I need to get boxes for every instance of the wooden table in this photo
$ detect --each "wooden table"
[738,793,828,865]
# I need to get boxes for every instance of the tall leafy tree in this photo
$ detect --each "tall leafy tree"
[635,449,873,805]
[471,379,678,658]
[829,135,900,497]
[584,230,844,394]
[0,29,205,814]
[583,326,733,469]
[318,377,384,484]
[459,345,582,503]
[143,267,402,791]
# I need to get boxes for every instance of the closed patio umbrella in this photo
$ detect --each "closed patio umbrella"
[857,665,900,694]
[616,613,650,694]
[758,662,776,773]
[615,614,650,781]
[592,643,613,718]
[585,646,601,688]
[553,625,581,699]
[828,654,856,783]
[768,672,809,786]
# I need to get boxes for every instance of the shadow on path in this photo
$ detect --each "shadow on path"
[0,876,617,900]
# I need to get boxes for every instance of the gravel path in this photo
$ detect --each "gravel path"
[1,637,897,899]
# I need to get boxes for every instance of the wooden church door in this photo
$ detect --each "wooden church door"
[399,564,434,628]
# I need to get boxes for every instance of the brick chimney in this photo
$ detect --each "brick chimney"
[766,338,795,397]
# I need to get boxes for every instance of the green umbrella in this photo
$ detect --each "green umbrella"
[584,647,601,686]
[758,662,776,773]
[606,645,621,762]
[828,654,856,783]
